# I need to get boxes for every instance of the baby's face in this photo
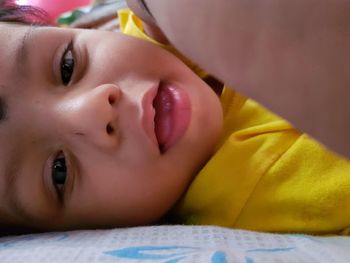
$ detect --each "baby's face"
[0,23,222,230]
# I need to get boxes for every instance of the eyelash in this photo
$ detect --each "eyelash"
[60,40,75,86]
[51,151,68,202]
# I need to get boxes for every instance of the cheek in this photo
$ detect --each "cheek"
[81,157,156,204]
[84,27,188,76]
[180,73,223,136]
[80,159,182,223]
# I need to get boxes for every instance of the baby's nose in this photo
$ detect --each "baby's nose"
[57,83,122,151]
[99,84,121,136]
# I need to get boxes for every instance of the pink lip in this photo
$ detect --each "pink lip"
[142,82,192,153]
[141,84,159,149]
[153,82,191,153]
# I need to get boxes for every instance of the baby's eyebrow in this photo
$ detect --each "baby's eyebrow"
[4,154,35,225]
[15,26,36,77]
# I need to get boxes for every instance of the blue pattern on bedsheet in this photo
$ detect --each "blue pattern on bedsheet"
[0,232,69,249]
[246,247,294,253]
[104,245,294,262]
[104,245,229,262]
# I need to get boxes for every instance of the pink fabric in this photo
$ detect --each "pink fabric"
[17,0,91,22]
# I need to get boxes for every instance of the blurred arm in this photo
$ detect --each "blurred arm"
[130,0,350,158]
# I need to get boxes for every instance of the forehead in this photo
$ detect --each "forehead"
[0,23,27,53]
[0,23,61,66]
[0,23,29,83]
[0,22,24,33]
[0,23,60,96]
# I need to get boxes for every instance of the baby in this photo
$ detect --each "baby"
[0,1,222,232]
[1,1,350,235]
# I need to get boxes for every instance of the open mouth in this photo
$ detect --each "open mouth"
[152,82,191,153]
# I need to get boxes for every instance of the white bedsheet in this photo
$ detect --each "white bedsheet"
[1,225,349,262]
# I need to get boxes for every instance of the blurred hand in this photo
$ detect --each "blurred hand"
[126,0,168,43]
[126,0,155,24]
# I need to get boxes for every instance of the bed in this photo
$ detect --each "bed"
[1,225,350,262]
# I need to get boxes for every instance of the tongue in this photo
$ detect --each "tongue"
[153,86,173,149]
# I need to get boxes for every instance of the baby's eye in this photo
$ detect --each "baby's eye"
[60,42,75,86]
[51,152,68,200]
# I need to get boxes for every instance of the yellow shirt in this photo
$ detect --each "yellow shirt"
[119,9,350,235]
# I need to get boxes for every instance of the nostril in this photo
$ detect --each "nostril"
[106,123,114,135]
[108,94,117,105]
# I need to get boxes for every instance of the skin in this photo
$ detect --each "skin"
[0,23,223,230]
[129,0,350,159]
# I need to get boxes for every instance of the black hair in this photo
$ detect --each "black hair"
[0,0,51,25]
